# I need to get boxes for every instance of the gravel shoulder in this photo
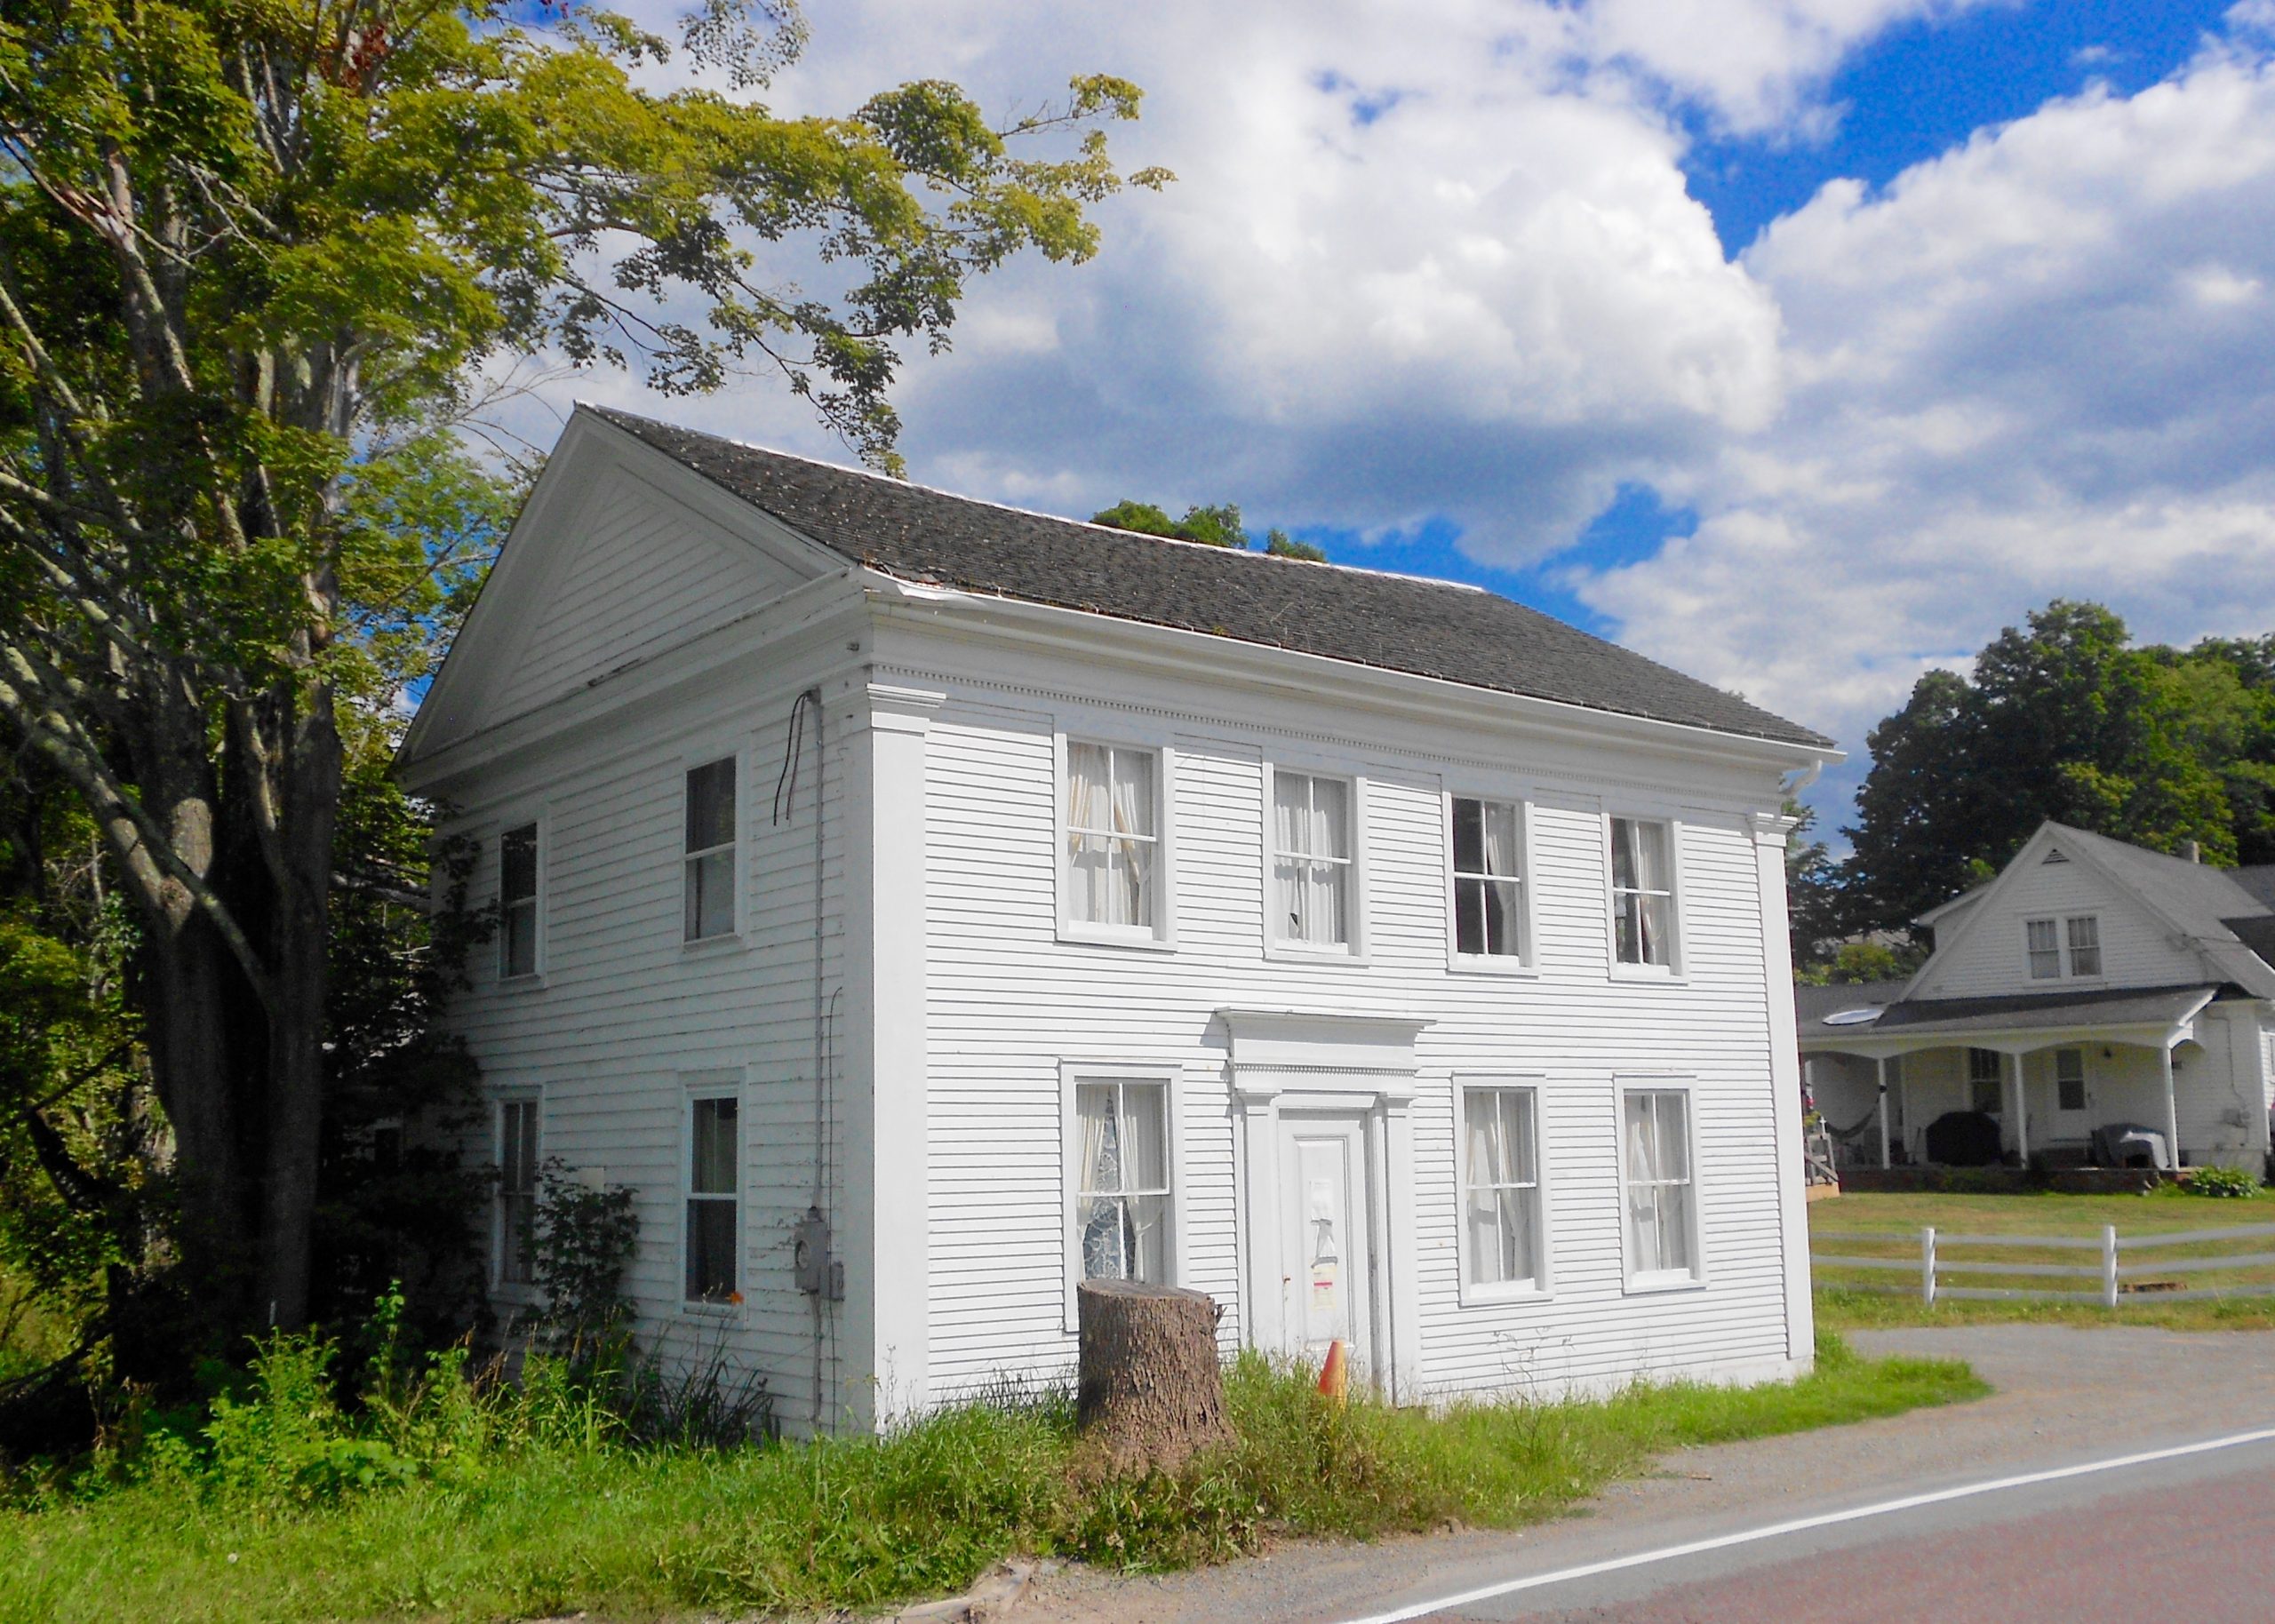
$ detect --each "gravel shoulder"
[1010,1326,2275,1624]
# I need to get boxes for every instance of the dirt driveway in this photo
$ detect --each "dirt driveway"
[1009,1325,2275,1624]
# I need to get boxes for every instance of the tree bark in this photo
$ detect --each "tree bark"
[1074,1278,1233,1477]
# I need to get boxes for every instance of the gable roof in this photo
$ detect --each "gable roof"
[585,407,1832,750]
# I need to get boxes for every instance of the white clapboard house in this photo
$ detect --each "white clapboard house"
[395,405,1837,1434]
[1800,822,2275,1176]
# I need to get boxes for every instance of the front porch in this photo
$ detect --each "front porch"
[1800,984,2223,1174]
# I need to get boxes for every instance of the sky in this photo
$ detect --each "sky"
[547,0,2275,836]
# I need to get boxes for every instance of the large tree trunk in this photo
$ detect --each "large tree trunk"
[1074,1279,1233,1477]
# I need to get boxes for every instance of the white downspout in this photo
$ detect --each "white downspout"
[2162,1042,2182,1174]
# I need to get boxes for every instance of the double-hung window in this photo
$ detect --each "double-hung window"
[2055,1048,2087,1112]
[499,824,539,979]
[1621,1087,1698,1284]
[1450,797,1525,963]
[1608,816,1676,969]
[1072,1078,1171,1286]
[685,1093,740,1303]
[1066,743,1161,935]
[1968,1047,2004,1115]
[2025,914,2101,979]
[683,758,738,942]
[1272,769,1354,950]
[1460,1085,1544,1293]
[497,1098,540,1289]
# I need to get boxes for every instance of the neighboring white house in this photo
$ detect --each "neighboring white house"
[395,405,1837,1435]
[1800,821,2275,1176]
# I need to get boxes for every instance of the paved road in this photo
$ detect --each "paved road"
[1013,1326,2275,1624]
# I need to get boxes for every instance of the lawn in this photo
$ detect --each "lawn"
[0,1332,1982,1624]
[1812,1189,2275,1331]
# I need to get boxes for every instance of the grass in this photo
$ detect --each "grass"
[1812,1189,2275,1331]
[0,1331,1982,1624]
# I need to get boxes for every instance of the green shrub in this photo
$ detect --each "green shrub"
[2185,1165,2262,1198]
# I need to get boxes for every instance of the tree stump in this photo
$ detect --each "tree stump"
[1074,1278,1233,1477]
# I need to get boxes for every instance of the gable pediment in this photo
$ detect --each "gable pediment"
[401,411,842,762]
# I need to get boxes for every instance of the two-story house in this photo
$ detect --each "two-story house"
[1800,822,2275,1177]
[395,405,1837,1434]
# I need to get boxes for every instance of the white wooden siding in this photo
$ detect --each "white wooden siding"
[918,686,1793,1403]
[490,471,811,723]
[441,654,856,1437]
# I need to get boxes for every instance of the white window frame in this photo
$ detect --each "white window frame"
[1053,731,1177,950]
[1613,1077,1706,1293]
[2064,913,2103,980]
[1603,811,1684,980]
[1059,1061,1183,1331]
[1452,1077,1553,1304]
[1444,792,1536,975]
[681,1072,746,1316]
[680,751,744,949]
[496,814,546,984]
[2055,1047,2088,1114]
[1262,761,1369,961]
[492,1089,542,1302]
[2022,914,2104,981]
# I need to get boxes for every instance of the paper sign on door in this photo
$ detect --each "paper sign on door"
[1308,1177,1341,1311]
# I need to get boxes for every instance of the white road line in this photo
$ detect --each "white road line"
[1334,1423,2275,1624]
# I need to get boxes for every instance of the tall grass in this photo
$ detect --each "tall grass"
[1,1328,1982,1624]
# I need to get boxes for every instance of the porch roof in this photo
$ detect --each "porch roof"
[1797,983,2223,1057]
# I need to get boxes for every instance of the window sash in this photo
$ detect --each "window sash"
[499,824,539,977]
[1074,1079,1172,1286]
[1066,743,1161,930]
[683,760,737,942]
[685,1095,739,1303]
[2025,918,2061,979]
[499,1100,539,1287]
[1272,771,1353,947]
[2066,915,2102,977]
[1452,799,1524,959]
[1462,1087,1541,1288]
[2056,1048,2087,1111]
[1622,1090,1696,1278]
[1609,818,1673,967]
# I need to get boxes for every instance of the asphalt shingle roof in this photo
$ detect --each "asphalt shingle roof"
[590,407,1832,749]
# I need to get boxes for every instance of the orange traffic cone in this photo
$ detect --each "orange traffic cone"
[1316,1339,1347,1405]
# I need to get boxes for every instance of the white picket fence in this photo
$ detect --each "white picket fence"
[1814,1222,2275,1306]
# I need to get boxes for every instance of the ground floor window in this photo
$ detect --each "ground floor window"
[1968,1047,2003,1115]
[685,1092,740,1303]
[1621,1087,1696,1282]
[1461,1085,1542,1291]
[2055,1048,2087,1112]
[1074,1077,1171,1285]
[497,1098,539,1288]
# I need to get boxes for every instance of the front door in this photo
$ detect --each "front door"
[1279,1112,1374,1378]
[2050,1047,2092,1142]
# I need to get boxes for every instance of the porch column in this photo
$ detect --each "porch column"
[1876,1055,1890,1169]
[2009,1053,2029,1166]
[2161,1043,2182,1171]
[1746,811,1815,1372]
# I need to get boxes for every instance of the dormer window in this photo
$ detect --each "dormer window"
[2026,914,2100,980]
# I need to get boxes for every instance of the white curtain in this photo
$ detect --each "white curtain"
[1465,1090,1535,1285]
[1624,1092,1691,1276]
[1077,1085,1122,1278]
[1067,745,1109,926]
[1274,774,1347,944]
[1109,750,1153,927]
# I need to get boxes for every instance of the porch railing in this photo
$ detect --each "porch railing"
[1813,1223,2275,1306]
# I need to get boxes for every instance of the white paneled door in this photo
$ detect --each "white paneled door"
[1279,1112,1374,1377]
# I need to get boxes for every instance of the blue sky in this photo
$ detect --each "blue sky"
[579,0,2275,834]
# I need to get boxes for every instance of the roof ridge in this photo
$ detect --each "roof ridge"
[581,403,1489,593]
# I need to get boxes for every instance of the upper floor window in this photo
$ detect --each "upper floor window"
[499,823,539,979]
[1272,769,1354,950]
[683,758,737,942]
[1608,816,1676,969]
[1461,1084,1543,1293]
[1451,797,1525,962]
[2025,914,2100,980]
[1066,743,1160,935]
[1074,1077,1171,1285]
[1968,1047,2003,1115]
